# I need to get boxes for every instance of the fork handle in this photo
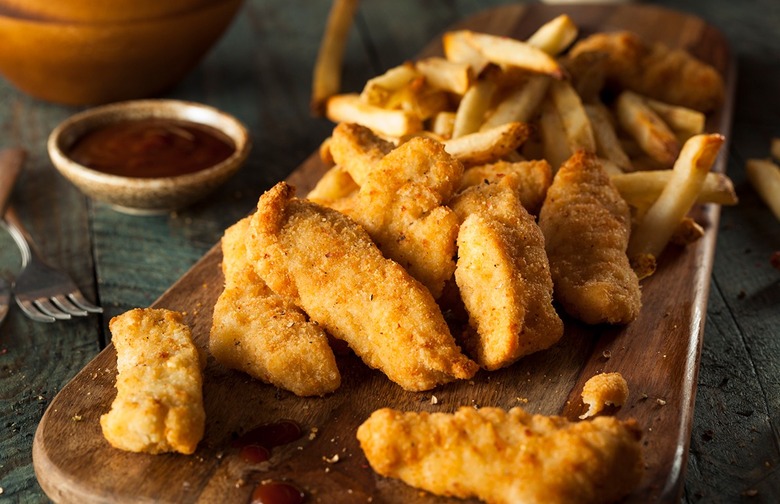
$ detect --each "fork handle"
[0,148,26,216]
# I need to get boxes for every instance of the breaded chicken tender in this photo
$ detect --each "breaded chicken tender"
[348,136,463,298]
[451,183,562,370]
[357,406,644,504]
[328,122,395,185]
[210,217,341,397]
[569,31,724,112]
[101,308,205,455]
[249,182,477,391]
[459,159,553,215]
[580,372,629,419]
[539,151,641,325]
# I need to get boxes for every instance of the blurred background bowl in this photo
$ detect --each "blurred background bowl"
[0,0,223,23]
[0,0,244,105]
[48,99,251,215]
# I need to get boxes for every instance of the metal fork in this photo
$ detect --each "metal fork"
[0,147,102,323]
[2,209,103,322]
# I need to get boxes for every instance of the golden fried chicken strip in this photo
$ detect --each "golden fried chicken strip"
[357,406,643,504]
[539,151,641,325]
[450,183,562,370]
[211,217,340,397]
[101,308,205,455]
[306,165,359,205]
[459,159,553,215]
[249,182,477,391]
[569,31,724,112]
[348,135,463,298]
[328,122,395,186]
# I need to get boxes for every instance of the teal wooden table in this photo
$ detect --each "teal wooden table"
[1,1,778,502]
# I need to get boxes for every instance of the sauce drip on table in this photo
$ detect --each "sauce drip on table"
[250,481,305,504]
[68,118,235,178]
[232,421,306,503]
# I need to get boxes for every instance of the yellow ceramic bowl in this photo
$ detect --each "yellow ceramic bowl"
[0,0,243,105]
[48,99,251,215]
[0,0,223,23]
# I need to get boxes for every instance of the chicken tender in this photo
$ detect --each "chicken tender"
[569,31,724,112]
[211,217,340,397]
[328,122,395,185]
[357,406,643,504]
[539,151,641,325]
[451,183,562,370]
[459,159,553,215]
[580,372,629,419]
[249,182,477,391]
[349,135,463,298]
[101,308,205,455]
[306,165,359,205]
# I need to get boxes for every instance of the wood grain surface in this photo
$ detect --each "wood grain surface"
[30,3,738,504]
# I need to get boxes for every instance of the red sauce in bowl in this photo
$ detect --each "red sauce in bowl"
[68,118,236,178]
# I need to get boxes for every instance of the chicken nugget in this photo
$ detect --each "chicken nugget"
[249,182,477,391]
[329,122,395,186]
[451,183,562,370]
[100,308,205,455]
[349,136,463,298]
[459,159,553,215]
[539,151,641,325]
[357,406,643,504]
[569,31,724,112]
[211,217,340,397]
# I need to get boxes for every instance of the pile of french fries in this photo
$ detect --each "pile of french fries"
[314,14,738,279]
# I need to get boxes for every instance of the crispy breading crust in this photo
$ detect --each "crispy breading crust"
[451,183,563,370]
[569,31,724,112]
[580,372,630,419]
[539,151,641,325]
[357,406,643,504]
[211,217,340,397]
[349,136,463,298]
[329,122,395,185]
[249,182,477,391]
[459,159,553,215]
[100,308,205,455]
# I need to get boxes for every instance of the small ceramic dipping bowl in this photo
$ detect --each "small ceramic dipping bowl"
[48,99,251,215]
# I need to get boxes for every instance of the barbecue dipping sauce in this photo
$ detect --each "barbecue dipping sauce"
[68,118,235,178]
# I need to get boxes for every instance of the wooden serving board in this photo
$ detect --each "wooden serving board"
[33,3,736,503]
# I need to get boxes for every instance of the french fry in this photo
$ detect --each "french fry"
[311,0,360,115]
[560,51,607,104]
[443,121,531,166]
[771,138,780,162]
[615,91,680,166]
[481,75,549,130]
[326,94,422,138]
[416,57,472,95]
[319,137,335,166]
[645,98,706,142]
[525,14,578,56]
[670,217,705,246]
[538,97,572,171]
[462,31,564,79]
[452,78,497,138]
[431,111,456,139]
[549,79,596,153]
[745,158,780,221]
[442,30,490,75]
[385,83,450,121]
[627,134,725,263]
[598,157,624,177]
[585,103,632,171]
[307,165,359,203]
[360,63,419,107]
[611,170,738,207]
